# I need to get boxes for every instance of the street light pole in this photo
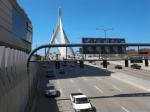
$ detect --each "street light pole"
[96,28,114,59]
[96,28,114,39]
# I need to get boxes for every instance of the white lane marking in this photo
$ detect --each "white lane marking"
[78,88,82,93]
[94,85,104,94]
[121,106,130,112]
[96,77,122,92]
[112,85,122,92]
[57,80,64,96]
[70,79,75,83]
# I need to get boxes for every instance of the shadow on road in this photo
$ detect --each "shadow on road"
[32,64,60,112]
[89,92,150,99]
[56,92,150,101]
[36,61,114,80]
[52,62,114,80]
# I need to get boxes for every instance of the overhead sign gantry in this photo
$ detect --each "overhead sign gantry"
[27,43,150,69]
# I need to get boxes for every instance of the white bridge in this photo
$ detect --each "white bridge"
[47,7,75,59]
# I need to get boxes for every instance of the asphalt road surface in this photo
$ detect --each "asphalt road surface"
[34,61,150,112]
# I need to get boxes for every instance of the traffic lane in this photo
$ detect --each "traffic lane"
[64,65,150,112]
[35,97,60,112]
[33,64,60,112]
[53,63,112,80]
[56,78,80,98]
[74,77,122,112]
[56,74,122,112]
[111,69,150,82]
[89,77,150,112]
[117,68,150,81]
[79,61,150,96]
[50,63,150,112]
[74,76,150,112]
[65,76,128,112]
[65,62,148,96]
[75,63,145,94]
[93,61,150,82]
[54,77,81,112]
[61,68,125,112]
[109,61,150,75]
[110,60,150,71]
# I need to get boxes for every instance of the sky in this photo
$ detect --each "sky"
[17,0,150,49]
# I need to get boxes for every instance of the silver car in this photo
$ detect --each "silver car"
[45,83,60,97]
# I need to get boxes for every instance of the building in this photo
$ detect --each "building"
[0,0,37,112]
[127,48,150,57]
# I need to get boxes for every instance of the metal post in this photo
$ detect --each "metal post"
[74,52,75,60]
[66,47,67,60]
[81,47,84,60]
[125,59,128,67]
[138,46,139,56]
[145,58,149,67]
[45,48,46,60]
[56,54,58,60]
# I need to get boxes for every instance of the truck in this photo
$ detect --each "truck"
[70,93,95,112]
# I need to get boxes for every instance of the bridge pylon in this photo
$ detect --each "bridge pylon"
[47,7,75,59]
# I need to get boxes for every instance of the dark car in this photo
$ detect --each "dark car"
[131,64,141,69]
[115,65,123,69]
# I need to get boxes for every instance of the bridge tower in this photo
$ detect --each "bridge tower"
[47,7,74,59]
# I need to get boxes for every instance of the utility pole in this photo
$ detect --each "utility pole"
[96,28,114,39]
[96,28,114,59]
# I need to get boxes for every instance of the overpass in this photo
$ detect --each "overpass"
[27,43,150,68]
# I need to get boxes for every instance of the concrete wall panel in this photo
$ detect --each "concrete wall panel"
[0,0,12,17]
[0,46,38,112]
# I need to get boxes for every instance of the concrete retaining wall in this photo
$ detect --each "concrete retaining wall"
[0,46,38,112]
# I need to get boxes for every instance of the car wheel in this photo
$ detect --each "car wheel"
[92,107,96,112]
[56,91,60,97]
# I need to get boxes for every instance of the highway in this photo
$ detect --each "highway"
[34,61,150,112]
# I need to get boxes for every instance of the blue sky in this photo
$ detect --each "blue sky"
[18,0,150,49]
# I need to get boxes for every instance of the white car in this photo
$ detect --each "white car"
[70,93,95,112]
[45,83,60,97]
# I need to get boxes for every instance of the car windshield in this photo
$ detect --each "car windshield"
[76,98,89,104]
[47,86,55,90]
